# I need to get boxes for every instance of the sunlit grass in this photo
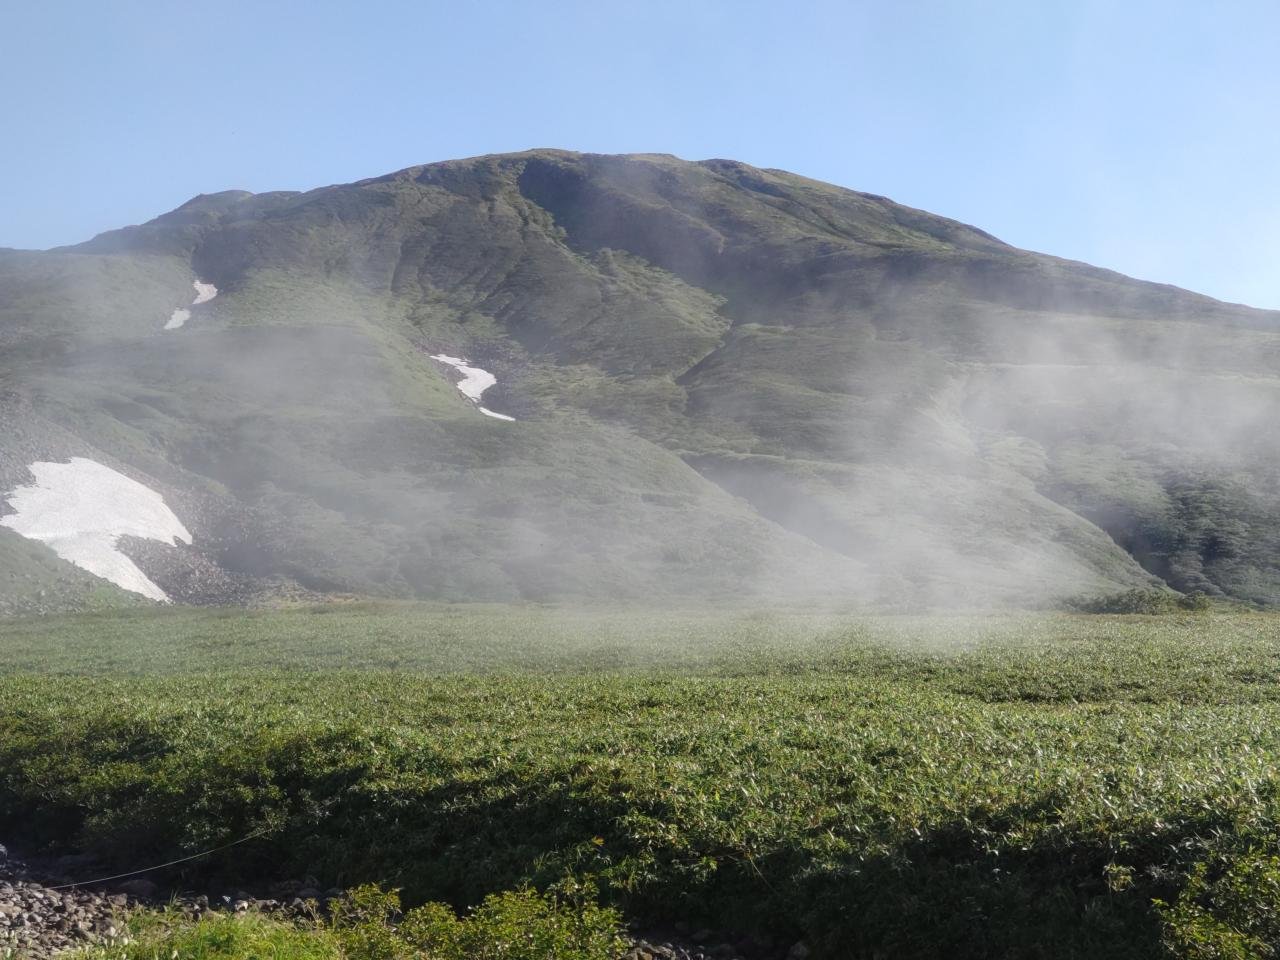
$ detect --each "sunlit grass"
[7,606,1280,958]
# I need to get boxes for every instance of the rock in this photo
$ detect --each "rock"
[271,879,303,897]
[118,878,158,899]
[788,942,811,960]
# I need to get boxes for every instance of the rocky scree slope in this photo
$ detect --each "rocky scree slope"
[2,150,1278,609]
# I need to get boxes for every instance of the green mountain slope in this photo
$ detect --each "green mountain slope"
[3,150,1278,609]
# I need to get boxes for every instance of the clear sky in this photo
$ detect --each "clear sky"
[3,0,1277,307]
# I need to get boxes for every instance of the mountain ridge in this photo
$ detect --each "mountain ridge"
[2,149,1278,612]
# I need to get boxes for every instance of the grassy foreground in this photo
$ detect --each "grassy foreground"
[68,885,625,960]
[7,605,1280,958]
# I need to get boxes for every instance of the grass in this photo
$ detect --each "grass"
[0,528,139,616]
[1,601,1276,681]
[6,606,1280,957]
[70,912,340,960]
[69,884,624,960]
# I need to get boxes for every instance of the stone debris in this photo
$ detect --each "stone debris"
[0,843,803,958]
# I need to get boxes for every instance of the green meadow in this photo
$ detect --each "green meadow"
[6,605,1280,958]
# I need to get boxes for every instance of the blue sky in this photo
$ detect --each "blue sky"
[3,0,1277,307]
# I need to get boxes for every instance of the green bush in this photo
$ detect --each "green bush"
[1158,849,1280,959]
[330,881,625,960]
[1069,589,1211,614]
[73,883,625,960]
[69,912,341,960]
[1178,591,1213,612]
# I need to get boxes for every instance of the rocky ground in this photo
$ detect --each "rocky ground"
[624,928,809,960]
[0,843,335,959]
[0,843,808,960]
[0,845,132,959]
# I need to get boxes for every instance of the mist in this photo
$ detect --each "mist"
[3,149,1279,614]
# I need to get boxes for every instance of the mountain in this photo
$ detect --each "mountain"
[2,149,1279,613]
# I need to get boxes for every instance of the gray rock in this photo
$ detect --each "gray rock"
[118,878,158,899]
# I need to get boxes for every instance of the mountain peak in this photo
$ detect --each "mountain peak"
[4,150,1280,611]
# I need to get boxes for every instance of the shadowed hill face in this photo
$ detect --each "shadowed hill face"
[2,149,1278,610]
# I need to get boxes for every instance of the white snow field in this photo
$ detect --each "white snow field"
[430,354,516,421]
[0,458,193,602]
[165,279,219,330]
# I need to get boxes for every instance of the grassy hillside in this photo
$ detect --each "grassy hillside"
[7,606,1280,958]
[3,150,1279,607]
[0,527,140,615]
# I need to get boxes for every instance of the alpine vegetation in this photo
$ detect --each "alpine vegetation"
[2,151,1277,613]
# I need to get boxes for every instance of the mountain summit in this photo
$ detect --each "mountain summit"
[2,150,1278,612]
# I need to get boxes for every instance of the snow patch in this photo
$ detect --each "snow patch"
[165,279,218,330]
[0,458,192,602]
[430,354,516,421]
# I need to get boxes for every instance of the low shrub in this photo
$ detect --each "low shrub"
[332,881,626,960]
[72,882,625,960]
[1068,589,1211,614]
[1178,591,1213,612]
[16,611,1280,959]
[69,912,341,960]
[1157,848,1280,959]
